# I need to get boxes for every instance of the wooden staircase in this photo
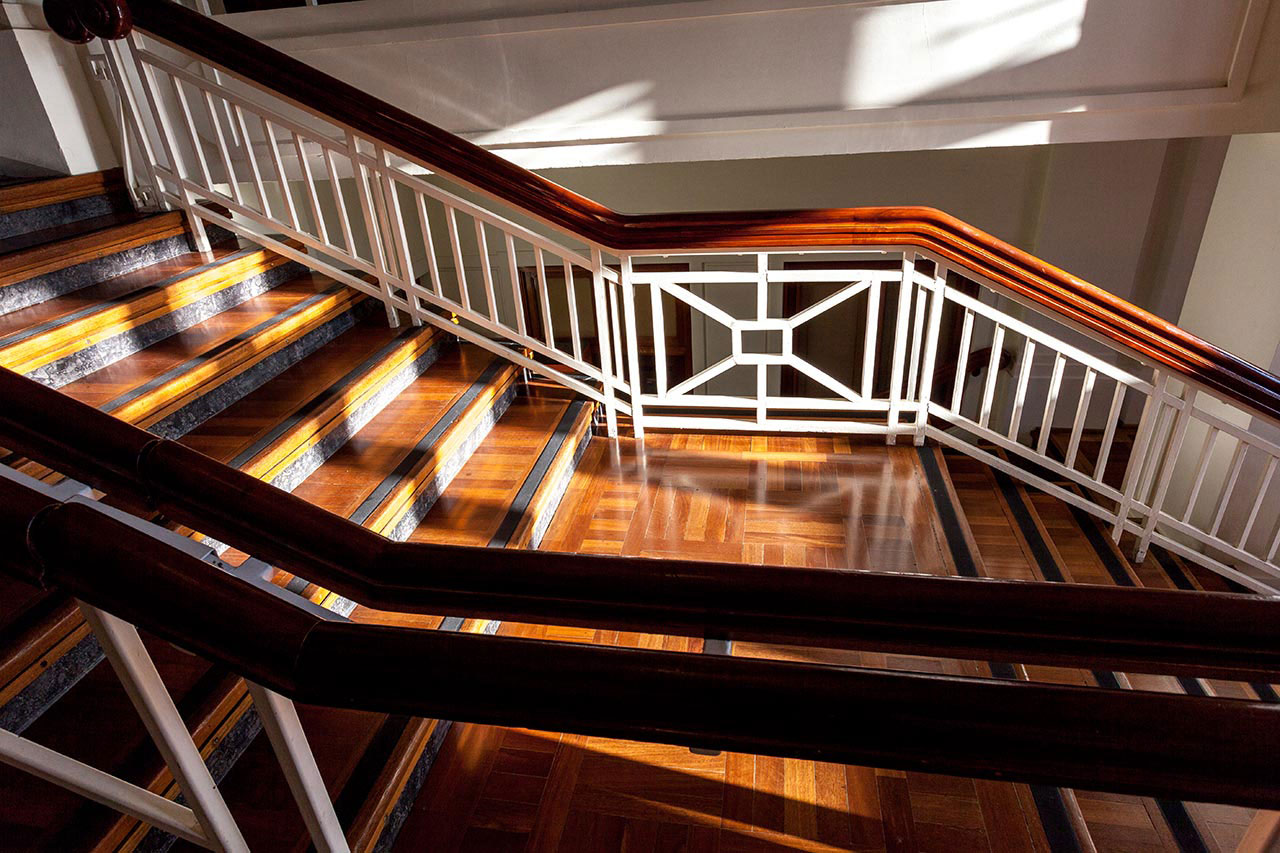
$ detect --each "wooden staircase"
[0,171,1273,852]
[0,172,597,852]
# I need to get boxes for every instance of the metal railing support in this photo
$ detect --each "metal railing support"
[246,683,350,853]
[80,604,249,853]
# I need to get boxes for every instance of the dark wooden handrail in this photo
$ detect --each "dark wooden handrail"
[42,0,1280,422]
[3,472,1278,808]
[4,365,1280,683]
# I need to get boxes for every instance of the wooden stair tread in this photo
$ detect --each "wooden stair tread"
[0,210,142,257]
[0,244,242,342]
[0,211,187,291]
[283,343,500,523]
[0,168,125,215]
[55,272,346,412]
[178,315,407,466]
[405,384,578,549]
[0,242,293,381]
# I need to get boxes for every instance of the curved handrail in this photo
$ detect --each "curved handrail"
[4,471,1279,808]
[5,365,1280,682]
[43,0,1280,422]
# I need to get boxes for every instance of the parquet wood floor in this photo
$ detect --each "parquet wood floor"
[395,434,1053,853]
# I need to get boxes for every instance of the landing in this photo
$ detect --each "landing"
[394,433,1258,853]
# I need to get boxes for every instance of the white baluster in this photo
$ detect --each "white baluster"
[475,220,498,324]
[563,259,582,361]
[590,247,618,437]
[1135,387,1195,563]
[445,207,471,313]
[950,308,974,414]
[1064,366,1095,470]
[414,192,443,298]
[914,266,947,445]
[861,279,881,400]
[1036,353,1067,456]
[1093,381,1126,483]
[1183,427,1220,523]
[1008,339,1036,441]
[621,256,645,439]
[978,325,1005,429]
[886,254,916,444]
[650,281,668,398]
[263,118,300,230]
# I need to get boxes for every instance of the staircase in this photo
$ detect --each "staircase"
[2,172,1273,850]
[0,171,596,852]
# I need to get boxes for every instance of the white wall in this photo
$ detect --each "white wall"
[0,1,118,177]
[1156,133,1280,565]
[226,0,1280,169]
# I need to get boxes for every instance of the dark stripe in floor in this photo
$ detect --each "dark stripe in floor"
[917,449,1082,853]
[991,465,1208,853]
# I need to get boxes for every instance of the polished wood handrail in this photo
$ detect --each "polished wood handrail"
[3,472,1277,808]
[42,0,1280,422]
[4,365,1280,683]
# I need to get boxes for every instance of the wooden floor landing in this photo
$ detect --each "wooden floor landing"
[394,433,1055,853]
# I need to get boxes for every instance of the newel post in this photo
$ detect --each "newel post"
[43,0,133,43]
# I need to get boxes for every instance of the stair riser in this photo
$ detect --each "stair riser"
[149,300,375,440]
[24,261,303,389]
[0,224,234,316]
[263,339,444,496]
[0,630,102,736]
[129,703,264,853]
[503,400,595,551]
[0,194,131,241]
[379,380,518,547]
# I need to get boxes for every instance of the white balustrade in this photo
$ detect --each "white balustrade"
[99,30,1280,594]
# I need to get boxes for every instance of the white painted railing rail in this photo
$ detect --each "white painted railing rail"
[92,28,1280,597]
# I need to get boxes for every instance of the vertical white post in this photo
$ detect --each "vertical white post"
[445,208,471,314]
[949,308,974,414]
[887,254,916,444]
[264,119,301,231]
[1008,339,1036,441]
[650,280,668,398]
[978,325,1005,430]
[590,248,618,437]
[1113,374,1163,543]
[756,253,769,426]
[476,221,499,324]
[376,147,416,327]
[123,40,211,253]
[620,256,645,439]
[79,604,248,853]
[245,683,349,853]
[347,135,397,327]
[861,279,881,400]
[914,266,947,445]
[103,42,165,212]
[1135,387,1195,563]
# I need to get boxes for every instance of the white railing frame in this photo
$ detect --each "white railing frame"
[104,32,1280,591]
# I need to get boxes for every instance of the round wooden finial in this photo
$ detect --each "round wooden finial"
[43,0,132,43]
